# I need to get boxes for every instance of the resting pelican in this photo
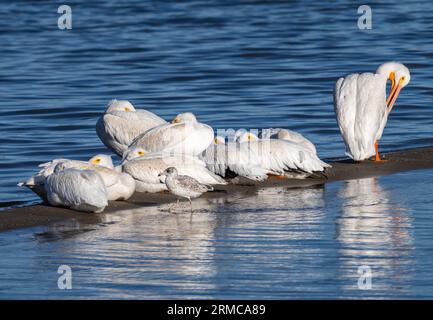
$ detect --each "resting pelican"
[261,128,317,154]
[45,163,108,213]
[334,62,410,161]
[88,154,123,172]
[201,136,269,181]
[236,131,330,177]
[122,147,227,193]
[19,155,135,201]
[124,112,214,159]
[96,99,166,156]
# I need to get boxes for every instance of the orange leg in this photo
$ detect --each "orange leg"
[268,174,286,180]
[374,141,387,162]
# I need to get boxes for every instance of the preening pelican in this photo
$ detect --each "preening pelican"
[122,147,227,193]
[124,112,214,159]
[45,163,108,213]
[235,131,330,177]
[201,135,269,181]
[96,99,166,156]
[334,62,410,161]
[19,155,135,201]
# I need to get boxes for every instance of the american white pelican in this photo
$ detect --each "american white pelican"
[201,135,269,181]
[89,155,136,200]
[19,155,135,201]
[235,131,330,177]
[158,167,213,213]
[124,112,214,159]
[122,147,226,193]
[45,163,108,213]
[96,99,166,156]
[261,128,317,154]
[334,62,410,161]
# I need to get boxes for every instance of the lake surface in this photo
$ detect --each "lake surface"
[0,0,433,299]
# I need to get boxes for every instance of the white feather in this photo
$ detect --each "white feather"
[334,73,387,160]
[45,167,108,213]
[96,100,166,155]
[122,154,226,193]
[126,113,214,157]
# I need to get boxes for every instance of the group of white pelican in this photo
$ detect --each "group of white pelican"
[19,61,410,213]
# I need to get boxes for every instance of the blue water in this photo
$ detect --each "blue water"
[0,0,433,299]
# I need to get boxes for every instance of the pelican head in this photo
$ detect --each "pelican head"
[214,136,225,145]
[89,154,114,169]
[122,147,147,163]
[236,131,259,143]
[376,62,410,112]
[171,112,197,124]
[277,129,292,140]
[106,99,136,113]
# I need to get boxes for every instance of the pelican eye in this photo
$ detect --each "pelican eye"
[399,76,406,84]
[91,158,101,164]
[389,72,396,88]
[172,118,179,124]
[138,151,145,156]
[124,107,131,112]
[248,134,253,141]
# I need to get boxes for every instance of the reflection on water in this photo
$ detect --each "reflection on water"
[1,171,433,299]
[335,178,413,297]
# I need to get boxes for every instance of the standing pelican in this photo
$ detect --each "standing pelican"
[334,62,410,161]
[45,163,108,213]
[124,112,214,158]
[96,99,166,156]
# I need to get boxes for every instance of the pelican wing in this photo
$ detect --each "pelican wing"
[279,129,317,154]
[46,169,108,211]
[129,122,214,155]
[135,109,166,124]
[334,73,387,160]
[123,155,226,187]
[356,73,388,147]
[202,144,268,181]
[250,140,329,174]
[334,74,359,159]
[97,111,165,155]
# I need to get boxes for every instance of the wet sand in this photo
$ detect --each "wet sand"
[1,146,433,232]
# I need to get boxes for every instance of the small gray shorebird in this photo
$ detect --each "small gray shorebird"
[158,167,213,213]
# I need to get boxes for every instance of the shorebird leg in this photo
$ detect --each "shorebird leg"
[188,197,193,214]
